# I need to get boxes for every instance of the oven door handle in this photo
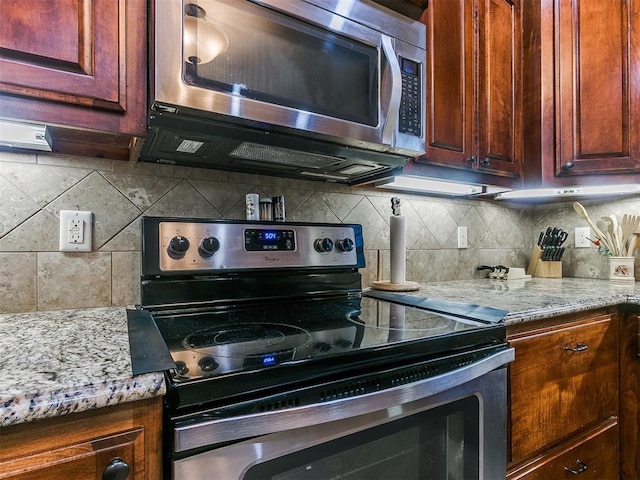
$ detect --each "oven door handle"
[173,347,515,453]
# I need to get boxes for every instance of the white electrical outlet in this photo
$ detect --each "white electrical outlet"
[457,226,468,249]
[575,227,591,248]
[59,210,93,252]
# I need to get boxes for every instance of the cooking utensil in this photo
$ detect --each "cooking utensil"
[601,215,622,255]
[620,214,640,255]
[573,202,613,253]
[597,220,619,256]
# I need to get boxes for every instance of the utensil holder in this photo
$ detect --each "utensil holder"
[608,256,635,283]
[527,246,562,278]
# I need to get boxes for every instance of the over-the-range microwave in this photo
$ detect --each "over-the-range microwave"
[139,0,426,184]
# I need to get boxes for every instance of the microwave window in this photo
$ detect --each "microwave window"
[182,1,378,126]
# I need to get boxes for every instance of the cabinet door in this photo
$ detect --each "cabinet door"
[475,0,522,178]
[508,419,619,480]
[555,0,640,176]
[508,314,618,462]
[0,0,146,137]
[418,0,522,179]
[0,398,162,480]
[420,0,474,170]
[1,429,143,480]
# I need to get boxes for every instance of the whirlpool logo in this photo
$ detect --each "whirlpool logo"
[264,256,280,263]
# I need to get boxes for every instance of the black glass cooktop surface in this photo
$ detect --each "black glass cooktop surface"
[152,295,500,383]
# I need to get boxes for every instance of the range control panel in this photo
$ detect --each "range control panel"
[149,220,364,273]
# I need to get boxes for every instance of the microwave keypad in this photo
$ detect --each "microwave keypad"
[399,58,422,136]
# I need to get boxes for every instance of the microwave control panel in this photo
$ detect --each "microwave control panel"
[398,57,422,137]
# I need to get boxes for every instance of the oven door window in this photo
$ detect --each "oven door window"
[244,396,479,480]
[182,0,378,126]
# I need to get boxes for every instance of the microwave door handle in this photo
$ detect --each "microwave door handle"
[381,35,402,145]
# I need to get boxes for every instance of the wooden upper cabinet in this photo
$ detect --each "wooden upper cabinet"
[421,0,473,170]
[0,0,147,158]
[476,0,522,178]
[523,0,640,186]
[417,0,522,180]
[555,0,640,176]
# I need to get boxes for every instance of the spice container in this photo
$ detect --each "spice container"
[273,195,285,221]
[245,193,259,221]
[260,197,273,221]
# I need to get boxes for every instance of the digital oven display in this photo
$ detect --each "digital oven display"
[244,229,295,251]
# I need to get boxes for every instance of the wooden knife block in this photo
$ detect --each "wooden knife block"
[527,246,562,278]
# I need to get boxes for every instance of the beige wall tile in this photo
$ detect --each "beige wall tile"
[0,162,91,206]
[38,252,111,310]
[2,149,640,313]
[112,252,140,306]
[0,253,36,313]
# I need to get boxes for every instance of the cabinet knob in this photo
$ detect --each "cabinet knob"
[563,459,588,474]
[467,155,478,166]
[563,161,575,171]
[563,342,588,352]
[480,157,491,166]
[102,457,130,480]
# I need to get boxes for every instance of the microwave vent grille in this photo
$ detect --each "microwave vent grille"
[229,142,343,169]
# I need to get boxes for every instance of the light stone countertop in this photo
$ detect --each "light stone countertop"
[0,307,165,428]
[387,277,640,324]
[1,278,639,428]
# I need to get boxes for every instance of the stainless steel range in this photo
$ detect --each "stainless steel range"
[128,217,515,480]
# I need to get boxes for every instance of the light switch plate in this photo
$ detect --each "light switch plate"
[59,210,92,252]
[457,226,468,249]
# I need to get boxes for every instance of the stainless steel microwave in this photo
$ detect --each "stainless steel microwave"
[139,0,426,184]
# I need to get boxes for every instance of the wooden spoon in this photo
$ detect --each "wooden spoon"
[597,220,617,255]
[620,214,640,255]
[573,203,613,252]
[601,216,622,256]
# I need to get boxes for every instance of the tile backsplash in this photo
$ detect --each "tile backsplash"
[1,150,639,313]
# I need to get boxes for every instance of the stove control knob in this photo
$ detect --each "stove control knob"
[174,361,189,376]
[198,356,219,373]
[167,236,190,259]
[336,238,354,252]
[314,237,334,253]
[199,236,220,257]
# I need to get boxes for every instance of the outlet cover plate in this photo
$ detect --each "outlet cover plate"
[575,227,591,248]
[59,210,92,252]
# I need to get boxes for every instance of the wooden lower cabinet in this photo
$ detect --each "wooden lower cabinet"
[507,418,619,479]
[620,307,640,478]
[0,397,162,480]
[507,309,620,479]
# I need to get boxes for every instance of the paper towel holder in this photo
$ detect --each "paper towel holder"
[371,197,420,292]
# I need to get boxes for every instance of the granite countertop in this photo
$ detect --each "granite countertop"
[0,307,165,428]
[393,277,640,324]
[1,278,639,429]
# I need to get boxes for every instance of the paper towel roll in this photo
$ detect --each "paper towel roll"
[390,215,406,284]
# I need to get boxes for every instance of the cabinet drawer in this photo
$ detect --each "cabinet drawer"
[508,418,619,480]
[508,314,618,461]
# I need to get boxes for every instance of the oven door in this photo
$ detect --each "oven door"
[153,0,424,154]
[171,348,514,480]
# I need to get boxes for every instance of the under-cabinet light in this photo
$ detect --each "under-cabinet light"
[376,176,487,196]
[0,120,52,151]
[494,184,640,200]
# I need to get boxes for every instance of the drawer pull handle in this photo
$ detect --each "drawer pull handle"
[563,459,588,474]
[564,343,588,352]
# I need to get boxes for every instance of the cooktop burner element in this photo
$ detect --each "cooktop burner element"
[185,323,306,349]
